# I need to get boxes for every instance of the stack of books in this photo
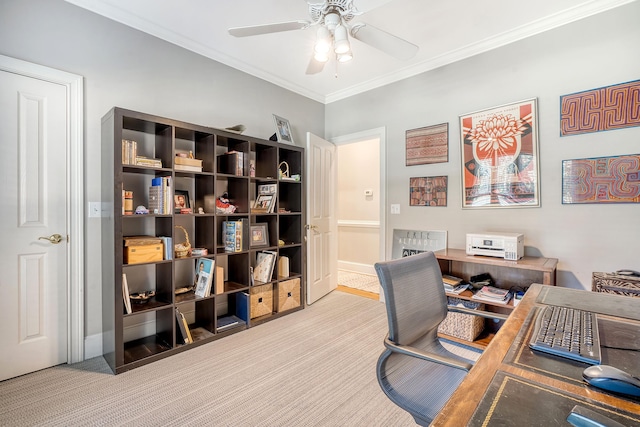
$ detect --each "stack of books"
[148,176,172,214]
[472,285,512,305]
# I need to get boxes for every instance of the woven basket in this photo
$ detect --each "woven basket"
[278,161,290,179]
[438,297,485,341]
[174,225,191,258]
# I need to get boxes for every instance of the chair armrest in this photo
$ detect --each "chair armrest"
[448,305,509,321]
[383,335,473,372]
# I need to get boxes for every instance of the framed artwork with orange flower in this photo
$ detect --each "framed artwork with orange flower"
[459,98,540,208]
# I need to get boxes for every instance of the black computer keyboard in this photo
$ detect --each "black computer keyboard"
[529,305,601,365]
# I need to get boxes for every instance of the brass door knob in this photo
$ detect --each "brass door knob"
[38,234,64,244]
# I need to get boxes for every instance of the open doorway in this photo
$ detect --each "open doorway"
[331,128,385,300]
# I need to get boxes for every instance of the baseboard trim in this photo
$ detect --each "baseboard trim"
[84,333,103,359]
[337,261,375,275]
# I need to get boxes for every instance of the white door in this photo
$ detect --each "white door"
[306,133,337,304]
[0,69,69,381]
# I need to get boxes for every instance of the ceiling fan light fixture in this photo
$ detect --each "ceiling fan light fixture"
[314,50,330,63]
[337,50,353,63]
[333,24,350,54]
[314,26,331,54]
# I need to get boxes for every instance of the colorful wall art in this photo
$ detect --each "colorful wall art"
[560,79,640,136]
[562,154,640,204]
[406,123,448,165]
[459,99,540,208]
[409,176,448,206]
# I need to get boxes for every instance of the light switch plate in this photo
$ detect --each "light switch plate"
[390,204,400,214]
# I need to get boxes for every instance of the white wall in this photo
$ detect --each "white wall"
[0,0,324,340]
[325,2,640,290]
[337,140,380,273]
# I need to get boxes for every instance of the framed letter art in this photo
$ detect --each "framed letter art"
[459,98,540,209]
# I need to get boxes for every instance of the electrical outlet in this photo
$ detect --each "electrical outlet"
[390,204,400,214]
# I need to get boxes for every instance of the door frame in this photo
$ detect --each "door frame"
[0,55,85,364]
[330,127,386,283]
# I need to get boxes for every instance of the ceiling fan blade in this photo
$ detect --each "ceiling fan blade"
[350,23,418,60]
[306,56,326,75]
[229,21,310,37]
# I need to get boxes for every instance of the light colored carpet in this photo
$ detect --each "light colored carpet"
[0,290,480,426]
[338,270,380,294]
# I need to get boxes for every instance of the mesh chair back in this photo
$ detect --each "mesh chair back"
[374,251,448,345]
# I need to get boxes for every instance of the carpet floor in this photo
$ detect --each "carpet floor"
[0,291,414,426]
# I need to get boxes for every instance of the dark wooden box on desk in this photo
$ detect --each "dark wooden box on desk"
[593,272,640,297]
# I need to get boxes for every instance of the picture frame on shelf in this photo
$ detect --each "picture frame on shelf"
[250,223,269,247]
[194,258,215,298]
[174,189,190,213]
[253,194,275,213]
[459,98,540,209]
[273,114,294,145]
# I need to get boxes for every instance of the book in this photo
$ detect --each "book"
[122,273,132,314]
[217,151,244,176]
[175,308,192,344]
[216,315,245,332]
[472,286,512,304]
[253,250,277,283]
[194,258,215,298]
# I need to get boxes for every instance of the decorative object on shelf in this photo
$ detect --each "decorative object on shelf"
[272,114,294,145]
[562,154,640,204]
[406,122,449,166]
[459,98,540,209]
[253,251,277,283]
[278,239,285,247]
[194,258,215,298]
[253,184,277,213]
[123,236,164,264]
[175,307,193,344]
[249,160,256,177]
[197,207,205,214]
[224,124,246,134]
[250,223,269,247]
[174,225,191,258]
[134,205,149,214]
[216,192,237,214]
[129,290,156,304]
[174,190,190,213]
[191,248,208,256]
[409,176,448,206]
[278,161,290,179]
[560,79,640,136]
[174,286,194,295]
[124,190,134,215]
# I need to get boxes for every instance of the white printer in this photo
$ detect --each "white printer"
[466,232,524,260]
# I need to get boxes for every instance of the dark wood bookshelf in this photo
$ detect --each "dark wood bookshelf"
[102,107,306,374]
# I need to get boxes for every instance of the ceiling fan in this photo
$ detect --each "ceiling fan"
[228,0,419,75]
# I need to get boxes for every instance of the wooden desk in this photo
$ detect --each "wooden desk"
[432,284,640,426]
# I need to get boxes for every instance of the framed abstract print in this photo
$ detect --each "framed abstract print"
[409,176,448,206]
[562,154,640,204]
[459,98,540,208]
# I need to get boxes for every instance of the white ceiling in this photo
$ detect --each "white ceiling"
[66,0,634,104]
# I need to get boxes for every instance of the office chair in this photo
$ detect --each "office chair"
[374,251,507,426]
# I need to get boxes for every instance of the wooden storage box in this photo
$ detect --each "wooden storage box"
[175,156,203,167]
[277,278,301,312]
[592,272,640,297]
[250,283,273,318]
[437,297,485,342]
[124,244,163,264]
